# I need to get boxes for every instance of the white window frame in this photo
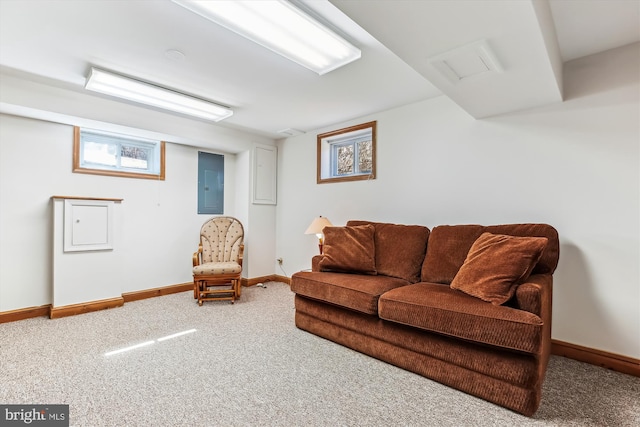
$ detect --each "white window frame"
[330,135,372,177]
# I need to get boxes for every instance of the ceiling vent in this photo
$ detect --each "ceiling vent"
[428,40,503,85]
[277,128,305,137]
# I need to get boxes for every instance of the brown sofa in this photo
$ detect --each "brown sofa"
[290,221,559,416]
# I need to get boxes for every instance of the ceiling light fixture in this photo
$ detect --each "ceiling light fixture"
[171,0,361,75]
[85,67,233,122]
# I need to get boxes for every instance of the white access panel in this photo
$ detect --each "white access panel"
[252,144,277,205]
[64,199,114,252]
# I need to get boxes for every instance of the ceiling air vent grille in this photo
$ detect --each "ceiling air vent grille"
[428,40,503,84]
[277,128,305,137]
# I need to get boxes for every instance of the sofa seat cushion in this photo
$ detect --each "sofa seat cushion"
[291,271,410,315]
[378,282,543,354]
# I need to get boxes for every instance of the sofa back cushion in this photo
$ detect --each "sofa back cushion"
[347,220,430,283]
[485,224,559,274]
[421,223,559,284]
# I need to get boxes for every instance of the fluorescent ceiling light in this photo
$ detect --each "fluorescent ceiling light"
[172,0,361,75]
[85,67,233,122]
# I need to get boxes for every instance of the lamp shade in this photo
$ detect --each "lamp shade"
[305,216,333,235]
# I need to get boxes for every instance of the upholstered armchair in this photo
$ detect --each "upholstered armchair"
[192,216,244,305]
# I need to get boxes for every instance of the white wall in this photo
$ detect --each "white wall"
[0,68,279,311]
[0,114,274,311]
[276,43,639,359]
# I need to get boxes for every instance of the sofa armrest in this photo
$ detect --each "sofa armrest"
[516,273,554,370]
[311,255,324,272]
[515,274,552,318]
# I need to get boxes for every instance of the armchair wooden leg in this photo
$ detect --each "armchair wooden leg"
[194,276,240,306]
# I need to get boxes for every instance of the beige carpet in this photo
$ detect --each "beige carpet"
[1,282,638,426]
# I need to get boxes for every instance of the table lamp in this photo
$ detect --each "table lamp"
[305,216,333,254]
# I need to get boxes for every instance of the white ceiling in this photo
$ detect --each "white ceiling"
[0,0,638,140]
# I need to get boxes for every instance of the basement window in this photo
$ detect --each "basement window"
[317,121,376,184]
[73,127,165,180]
[331,136,373,177]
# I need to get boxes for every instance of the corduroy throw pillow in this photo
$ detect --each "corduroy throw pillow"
[347,220,430,283]
[450,232,548,305]
[319,225,377,275]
